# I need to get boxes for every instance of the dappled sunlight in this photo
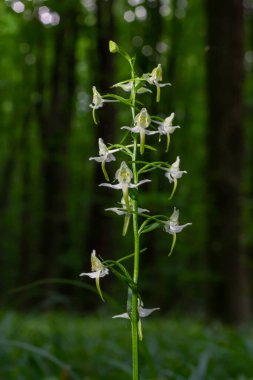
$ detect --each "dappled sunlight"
[124,10,135,23]
[38,6,60,26]
[11,0,25,14]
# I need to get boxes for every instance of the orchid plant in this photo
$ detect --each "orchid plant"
[80,41,191,380]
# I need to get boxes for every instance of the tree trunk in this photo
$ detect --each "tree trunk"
[205,0,250,322]
[86,0,116,261]
[38,4,79,285]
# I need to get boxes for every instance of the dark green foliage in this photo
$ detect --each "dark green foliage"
[1,312,253,379]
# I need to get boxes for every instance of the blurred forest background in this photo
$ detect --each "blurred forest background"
[0,0,253,324]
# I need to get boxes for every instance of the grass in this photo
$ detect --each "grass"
[1,311,253,379]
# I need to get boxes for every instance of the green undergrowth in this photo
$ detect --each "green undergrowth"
[1,311,253,380]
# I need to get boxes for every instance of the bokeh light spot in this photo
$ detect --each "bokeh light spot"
[128,0,145,6]
[142,45,153,57]
[124,10,135,22]
[156,41,168,53]
[12,1,25,13]
[38,6,60,26]
[135,5,147,21]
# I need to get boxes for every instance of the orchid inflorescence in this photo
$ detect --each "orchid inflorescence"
[80,41,191,380]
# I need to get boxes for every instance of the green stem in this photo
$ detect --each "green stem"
[130,60,140,380]
[132,137,140,380]
[131,289,139,380]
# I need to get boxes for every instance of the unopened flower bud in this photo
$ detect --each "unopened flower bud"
[151,64,163,82]
[109,40,119,53]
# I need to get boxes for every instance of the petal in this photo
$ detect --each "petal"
[121,126,141,133]
[139,307,160,318]
[164,221,192,234]
[170,207,179,222]
[153,120,163,126]
[164,224,171,233]
[91,104,103,110]
[169,126,180,132]
[100,268,109,277]
[113,83,132,92]
[159,82,171,87]
[129,179,151,188]
[112,313,130,319]
[164,172,175,183]
[105,207,126,215]
[137,87,152,94]
[158,127,167,135]
[167,170,187,181]
[99,183,123,189]
[137,207,150,213]
[144,130,159,135]
[89,156,104,162]
[79,271,100,279]
[120,126,132,130]
[106,153,116,162]
[173,223,192,233]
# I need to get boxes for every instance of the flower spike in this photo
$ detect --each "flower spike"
[84,42,191,372]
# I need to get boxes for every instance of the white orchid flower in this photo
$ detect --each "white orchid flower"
[164,208,192,234]
[165,156,187,183]
[106,197,149,236]
[112,299,160,340]
[99,161,151,212]
[121,108,156,155]
[164,208,192,256]
[89,138,116,181]
[112,81,152,94]
[165,156,187,199]
[89,138,116,163]
[80,250,109,278]
[153,112,180,152]
[80,250,109,301]
[89,86,117,124]
[112,305,160,319]
[105,196,149,216]
[143,64,171,102]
